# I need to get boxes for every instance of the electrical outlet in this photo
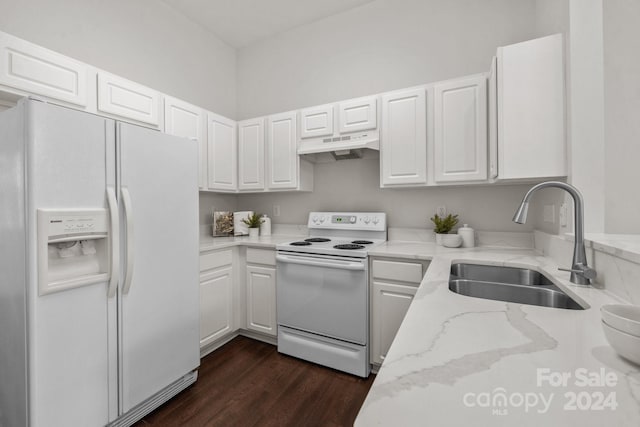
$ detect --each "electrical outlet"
[559,203,568,227]
[436,206,447,217]
[273,205,281,217]
[543,205,555,223]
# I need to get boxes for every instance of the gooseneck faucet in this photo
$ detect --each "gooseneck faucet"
[513,181,596,286]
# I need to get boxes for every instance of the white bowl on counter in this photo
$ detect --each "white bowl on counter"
[442,234,463,248]
[602,320,640,366]
[601,304,640,337]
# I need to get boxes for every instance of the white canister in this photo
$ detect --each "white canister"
[458,224,475,248]
[259,215,272,236]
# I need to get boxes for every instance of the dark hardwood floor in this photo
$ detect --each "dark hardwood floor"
[134,336,375,427]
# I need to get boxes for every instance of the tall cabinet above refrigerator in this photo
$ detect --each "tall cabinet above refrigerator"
[0,98,200,427]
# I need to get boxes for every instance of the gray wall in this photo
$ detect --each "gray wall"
[232,0,539,231]
[237,158,535,232]
[236,0,537,119]
[603,0,640,233]
[0,0,237,118]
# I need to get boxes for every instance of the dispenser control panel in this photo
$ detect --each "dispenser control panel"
[46,212,108,239]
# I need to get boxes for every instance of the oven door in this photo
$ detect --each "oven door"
[276,252,368,345]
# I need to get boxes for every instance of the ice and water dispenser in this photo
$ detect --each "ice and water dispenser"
[37,209,110,296]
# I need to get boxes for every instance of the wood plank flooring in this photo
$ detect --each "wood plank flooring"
[134,336,375,427]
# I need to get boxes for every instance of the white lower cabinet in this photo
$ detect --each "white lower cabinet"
[370,258,429,365]
[246,265,276,336]
[371,281,417,364]
[199,249,235,349]
[245,248,277,337]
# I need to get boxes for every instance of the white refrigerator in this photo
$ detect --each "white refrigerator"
[0,98,200,426]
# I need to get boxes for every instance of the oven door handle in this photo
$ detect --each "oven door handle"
[276,254,366,271]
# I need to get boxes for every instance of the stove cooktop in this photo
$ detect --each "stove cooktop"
[276,212,387,258]
[277,237,384,258]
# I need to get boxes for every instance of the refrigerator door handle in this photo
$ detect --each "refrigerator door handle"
[121,186,135,295]
[106,187,119,298]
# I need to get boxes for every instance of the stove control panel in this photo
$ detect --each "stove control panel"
[308,212,386,231]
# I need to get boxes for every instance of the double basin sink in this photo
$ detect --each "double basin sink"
[449,263,584,310]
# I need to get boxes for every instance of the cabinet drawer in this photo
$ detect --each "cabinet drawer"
[200,249,233,272]
[246,248,276,266]
[372,259,424,284]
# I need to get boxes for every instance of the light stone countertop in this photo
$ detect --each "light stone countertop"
[199,234,306,252]
[357,242,640,426]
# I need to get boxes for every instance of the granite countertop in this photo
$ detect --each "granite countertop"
[356,243,640,426]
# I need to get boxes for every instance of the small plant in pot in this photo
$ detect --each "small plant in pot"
[430,213,459,245]
[242,213,264,238]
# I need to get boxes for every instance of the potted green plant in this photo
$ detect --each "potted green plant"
[430,213,459,245]
[242,212,264,238]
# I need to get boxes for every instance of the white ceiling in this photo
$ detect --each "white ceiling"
[162,0,376,48]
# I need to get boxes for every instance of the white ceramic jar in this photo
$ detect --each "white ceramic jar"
[458,224,475,248]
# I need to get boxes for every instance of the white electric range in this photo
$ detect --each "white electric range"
[275,212,387,377]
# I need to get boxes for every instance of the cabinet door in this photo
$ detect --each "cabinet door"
[380,88,427,186]
[497,33,566,179]
[371,281,417,365]
[97,72,160,126]
[267,111,298,190]
[339,96,377,133]
[238,118,265,191]
[300,104,333,139]
[200,266,234,347]
[164,96,207,189]
[207,113,237,191]
[0,32,88,107]
[246,265,276,336]
[434,76,488,182]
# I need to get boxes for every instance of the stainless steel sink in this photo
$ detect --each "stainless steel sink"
[449,263,584,310]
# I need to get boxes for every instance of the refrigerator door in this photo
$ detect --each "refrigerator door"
[117,122,199,413]
[25,100,117,427]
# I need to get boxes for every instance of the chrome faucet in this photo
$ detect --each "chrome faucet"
[513,181,596,286]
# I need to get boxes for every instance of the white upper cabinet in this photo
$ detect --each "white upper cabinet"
[164,96,207,189]
[380,88,428,186]
[300,104,333,139]
[494,33,566,180]
[238,118,265,191]
[433,75,488,183]
[97,72,160,126]
[207,113,237,192]
[0,32,89,107]
[267,111,298,190]
[338,96,377,134]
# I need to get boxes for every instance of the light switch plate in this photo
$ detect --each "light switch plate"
[543,205,555,223]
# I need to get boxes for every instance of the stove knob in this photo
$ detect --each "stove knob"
[319,216,326,223]
[364,216,370,224]
[312,216,319,224]
[372,217,379,225]
[350,216,356,223]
